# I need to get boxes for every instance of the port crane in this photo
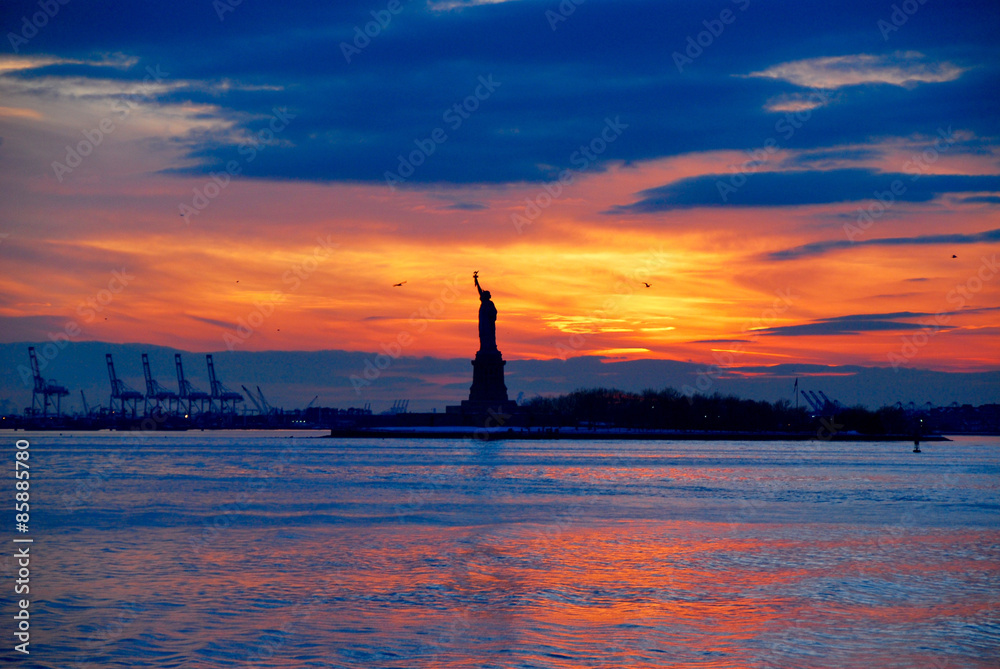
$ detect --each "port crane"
[106,353,143,417]
[800,391,821,413]
[800,389,842,414]
[175,354,211,416]
[142,353,179,414]
[241,385,278,416]
[246,385,282,416]
[206,354,243,414]
[27,346,69,417]
[241,385,265,415]
[817,390,842,410]
[80,390,89,415]
[255,386,274,414]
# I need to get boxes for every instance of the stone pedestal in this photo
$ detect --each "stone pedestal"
[468,349,507,403]
[447,348,518,417]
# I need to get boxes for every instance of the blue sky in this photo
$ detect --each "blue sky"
[5,0,997,184]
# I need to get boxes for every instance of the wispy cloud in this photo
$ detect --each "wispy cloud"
[0,106,42,120]
[745,52,965,89]
[763,93,831,113]
[768,228,1000,261]
[608,170,1000,213]
[186,314,234,329]
[0,53,137,75]
[428,0,522,10]
[445,202,489,211]
[753,307,1000,337]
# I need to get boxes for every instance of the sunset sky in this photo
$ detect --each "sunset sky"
[1,0,998,377]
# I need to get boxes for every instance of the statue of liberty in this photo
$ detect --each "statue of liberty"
[473,271,497,353]
[444,269,516,415]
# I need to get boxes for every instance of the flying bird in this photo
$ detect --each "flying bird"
[393,281,407,287]
[642,282,651,288]
[952,255,958,258]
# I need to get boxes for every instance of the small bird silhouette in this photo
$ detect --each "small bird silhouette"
[952,255,958,258]
[393,281,407,287]
[642,282,651,288]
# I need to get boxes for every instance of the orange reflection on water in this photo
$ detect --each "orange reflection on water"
[32,519,1000,668]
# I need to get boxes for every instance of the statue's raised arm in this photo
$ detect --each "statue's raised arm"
[473,270,483,297]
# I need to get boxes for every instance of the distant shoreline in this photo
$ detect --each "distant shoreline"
[327,427,951,442]
[0,426,963,442]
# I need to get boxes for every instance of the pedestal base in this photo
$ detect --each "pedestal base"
[468,349,508,403]
[445,349,519,418]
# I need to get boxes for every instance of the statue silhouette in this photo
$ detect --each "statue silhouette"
[474,271,497,353]
[445,270,517,416]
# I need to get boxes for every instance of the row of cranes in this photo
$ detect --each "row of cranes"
[107,352,245,418]
[797,390,939,417]
[799,389,842,414]
[28,346,247,419]
[22,346,381,430]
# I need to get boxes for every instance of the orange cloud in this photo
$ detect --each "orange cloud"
[1,125,996,374]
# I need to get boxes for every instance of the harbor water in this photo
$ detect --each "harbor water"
[6,432,999,668]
